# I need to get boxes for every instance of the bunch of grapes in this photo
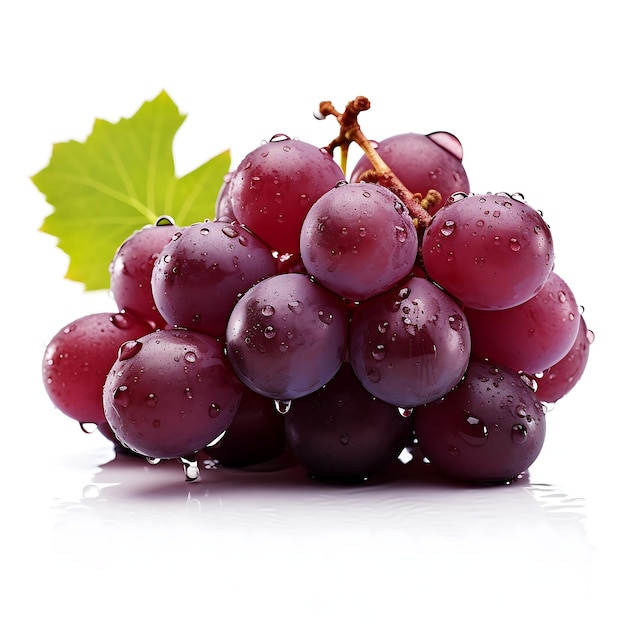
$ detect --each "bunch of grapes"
[42,97,593,485]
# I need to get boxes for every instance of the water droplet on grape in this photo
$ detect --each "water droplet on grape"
[209,403,221,418]
[263,325,276,339]
[395,225,408,243]
[378,321,389,334]
[318,311,333,324]
[274,399,292,414]
[113,385,131,408]
[398,407,414,418]
[146,457,161,465]
[111,313,134,330]
[367,367,381,383]
[261,305,275,317]
[118,340,142,361]
[145,393,157,407]
[339,433,350,446]
[509,238,521,252]
[427,131,464,160]
[184,351,197,363]
[288,300,304,314]
[270,133,290,142]
[200,227,210,236]
[372,344,386,361]
[440,220,456,236]
[448,445,460,456]
[79,422,98,434]
[458,414,489,446]
[511,423,528,444]
[448,314,464,331]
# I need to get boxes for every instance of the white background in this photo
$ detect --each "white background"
[1,1,623,624]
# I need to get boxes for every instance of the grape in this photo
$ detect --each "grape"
[299,182,418,301]
[109,217,179,328]
[151,219,277,337]
[464,271,581,375]
[413,358,546,484]
[349,276,471,408]
[42,311,153,426]
[349,132,470,213]
[225,272,349,401]
[422,192,554,310]
[205,386,287,467]
[226,135,345,254]
[103,328,244,460]
[532,315,593,403]
[284,364,414,482]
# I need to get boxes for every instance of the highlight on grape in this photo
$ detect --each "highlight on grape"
[41,96,594,484]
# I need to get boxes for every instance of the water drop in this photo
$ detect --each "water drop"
[378,321,389,334]
[200,226,211,236]
[318,310,333,324]
[118,339,143,362]
[509,238,521,252]
[263,325,276,339]
[184,351,197,363]
[145,393,157,408]
[395,225,408,243]
[146,457,161,465]
[209,403,221,418]
[274,399,292,414]
[427,131,464,160]
[79,422,98,434]
[181,456,200,481]
[366,367,381,383]
[261,304,275,317]
[448,314,464,331]
[372,344,386,361]
[458,414,489,446]
[511,423,528,444]
[110,313,135,330]
[288,300,304,314]
[113,385,131,408]
[398,407,414,418]
[440,220,456,236]
[339,433,350,446]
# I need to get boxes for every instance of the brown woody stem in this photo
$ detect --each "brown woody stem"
[318,97,433,229]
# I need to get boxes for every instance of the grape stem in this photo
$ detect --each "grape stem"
[318,97,435,229]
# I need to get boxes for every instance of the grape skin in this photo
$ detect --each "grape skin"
[103,329,244,460]
[414,358,546,484]
[42,311,153,426]
[349,132,470,213]
[299,182,419,302]
[109,220,179,328]
[225,273,349,401]
[422,193,554,310]
[284,363,414,483]
[532,315,593,403]
[464,271,581,375]
[151,220,277,337]
[349,277,471,408]
[227,136,345,255]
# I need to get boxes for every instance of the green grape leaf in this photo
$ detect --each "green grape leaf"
[32,90,230,291]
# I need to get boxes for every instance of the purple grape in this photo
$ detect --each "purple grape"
[284,364,414,482]
[422,192,554,310]
[464,271,581,375]
[532,315,593,403]
[103,329,244,461]
[205,386,287,467]
[109,217,179,328]
[414,358,546,484]
[225,273,349,401]
[151,219,277,337]
[299,182,418,301]
[42,311,153,426]
[227,135,345,254]
[349,132,470,213]
[349,277,471,408]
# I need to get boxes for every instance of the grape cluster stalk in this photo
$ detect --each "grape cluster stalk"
[42,97,593,485]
